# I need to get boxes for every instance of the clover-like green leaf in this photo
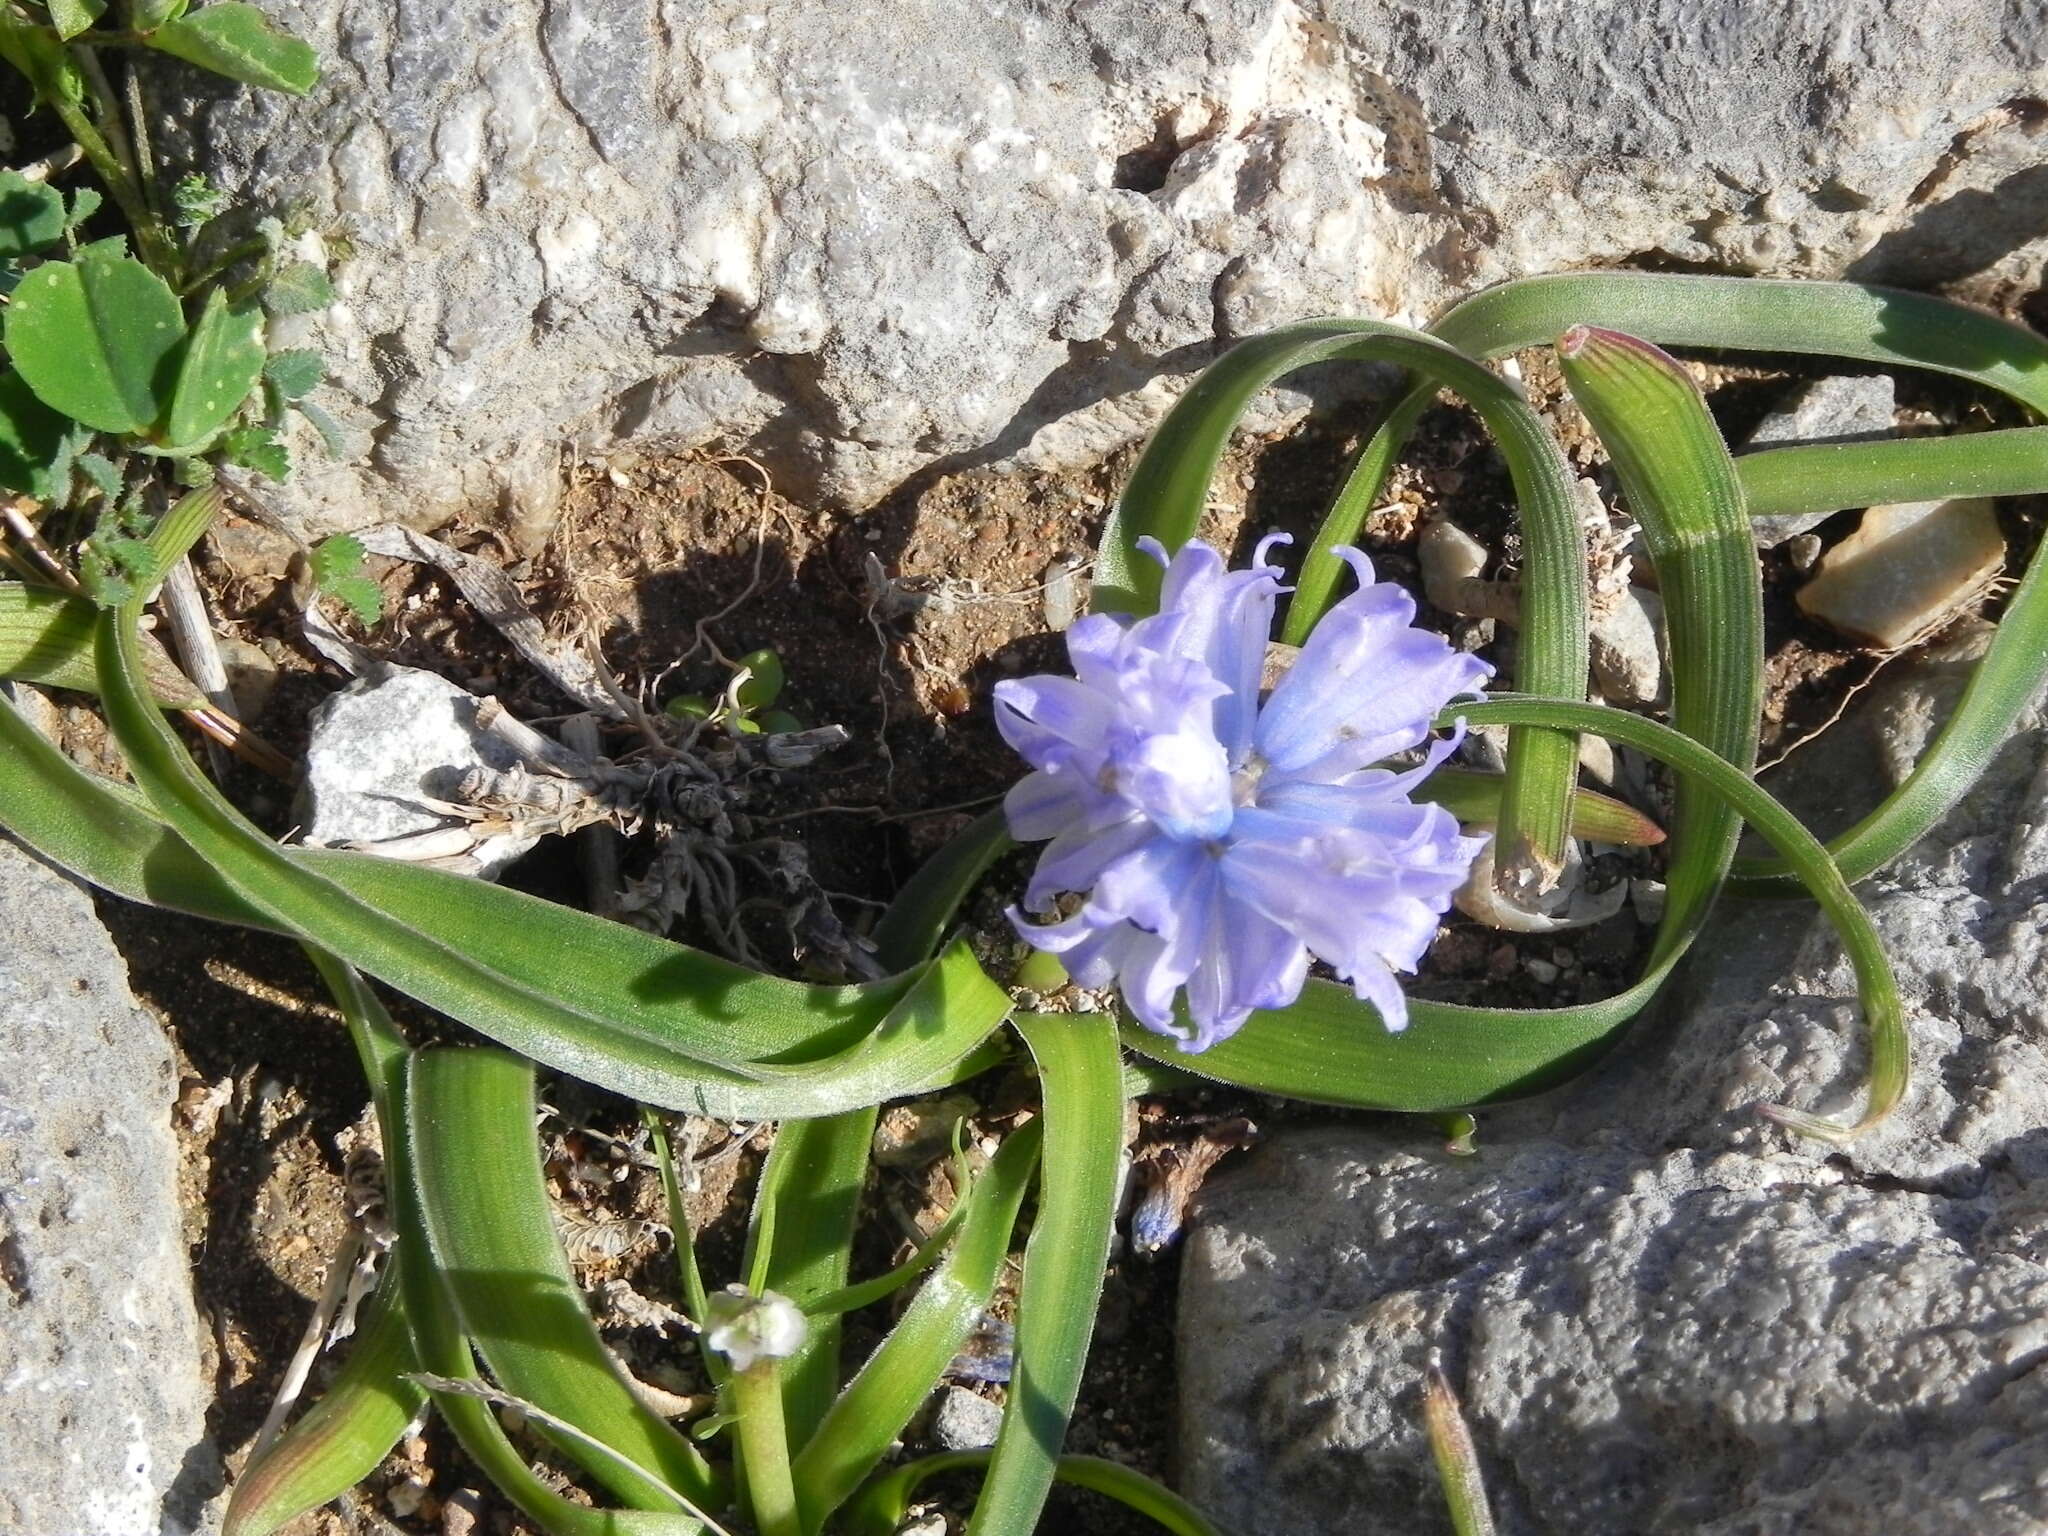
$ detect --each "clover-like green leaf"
[5,246,185,433]
[143,2,319,94]
[0,370,80,498]
[165,285,267,446]
[46,0,106,40]
[0,170,68,257]
[265,259,334,316]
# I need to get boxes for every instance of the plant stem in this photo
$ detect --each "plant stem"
[45,86,176,274]
[729,1362,802,1536]
[65,45,179,277]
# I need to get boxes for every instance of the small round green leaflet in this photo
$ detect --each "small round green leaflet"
[4,244,186,434]
[164,285,268,447]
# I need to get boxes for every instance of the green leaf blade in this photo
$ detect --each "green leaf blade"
[965,1012,1125,1536]
[222,1275,425,1536]
[5,248,185,433]
[145,2,320,94]
[408,1046,724,1511]
[0,169,68,256]
[1555,325,1761,959]
[165,286,267,445]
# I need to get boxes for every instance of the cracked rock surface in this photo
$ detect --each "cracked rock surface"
[160,0,2048,534]
[0,838,215,1536]
[1177,624,2048,1534]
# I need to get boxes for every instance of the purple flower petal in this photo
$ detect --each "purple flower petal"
[999,536,1485,1049]
[1257,549,1490,776]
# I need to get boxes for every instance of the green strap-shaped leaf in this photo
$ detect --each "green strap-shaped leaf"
[388,1060,704,1536]
[222,1271,425,1536]
[871,807,1012,970]
[87,600,1012,1116]
[5,246,185,433]
[408,1046,724,1510]
[1294,273,2048,893]
[1134,694,1907,1140]
[0,677,1013,1116]
[965,1011,1125,1536]
[844,1451,1222,1536]
[1555,325,1761,962]
[743,1108,879,1447]
[143,2,320,94]
[0,170,68,257]
[1094,317,1588,891]
[793,1120,1043,1534]
[1423,1368,1497,1536]
[1738,426,2048,517]
[1416,766,1665,847]
[0,582,201,705]
[165,286,267,446]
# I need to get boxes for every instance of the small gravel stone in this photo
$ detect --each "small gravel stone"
[930,1385,1005,1451]
[1796,497,2004,649]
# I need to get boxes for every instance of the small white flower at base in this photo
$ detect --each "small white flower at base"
[704,1285,808,1373]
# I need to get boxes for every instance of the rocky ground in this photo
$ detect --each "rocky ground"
[7,2,2048,1533]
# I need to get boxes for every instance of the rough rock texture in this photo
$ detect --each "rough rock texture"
[1178,625,2048,1534]
[0,838,215,1536]
[160,1,2048,534]
[299,665,542,876]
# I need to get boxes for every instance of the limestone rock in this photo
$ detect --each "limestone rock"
[298,666,542,877]
[0,839,215,1536]
[1796,498,2005,649]
[1177,636,2048,1534]
[156,1,2048,534]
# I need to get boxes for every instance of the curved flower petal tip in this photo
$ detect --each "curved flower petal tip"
[1001,536,1486,1049]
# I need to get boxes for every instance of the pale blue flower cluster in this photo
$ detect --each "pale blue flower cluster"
[996,536,1489,1050]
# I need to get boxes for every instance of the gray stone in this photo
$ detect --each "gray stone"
[298,666,541,877]
[1178,630,2048,1534]
[929,1385,1005,1452]
[0,838,215,1536]
[1745,375,1901,547]
[157,2,2048,534]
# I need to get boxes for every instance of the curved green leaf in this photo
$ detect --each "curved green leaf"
[222,1272,424,1536]
[965,1011,1125,1536]
[1096,317,1588,891]
[1138,695,1907,1140]
[743,1109,879,1447]
[165,286,266,446]
[845,1451,1221,1536]
[408,1046,723,1510]
[389,1059,703,1536]
[144,2,319,94]
[88,601,1011,1116]
[1296,273,2048,895]
[1555,325,1761,963]
[5,247,184,433]
[793,1120,1043,1534]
